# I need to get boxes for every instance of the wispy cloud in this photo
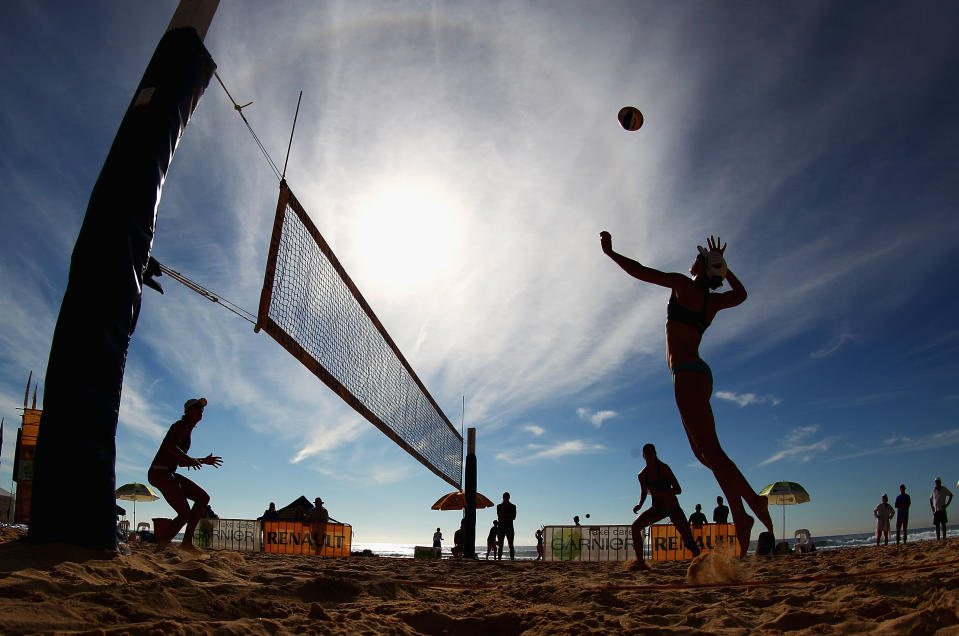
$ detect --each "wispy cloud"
[496,439,606,464]
[576,407,618,429]
[523,425,545,436]
[714,391,781,407]
[760,425,834,466]
[831,429,959,462]
[810,331,859,359]
[290,417,370,464]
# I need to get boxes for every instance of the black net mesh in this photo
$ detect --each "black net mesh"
[257,182,462,488]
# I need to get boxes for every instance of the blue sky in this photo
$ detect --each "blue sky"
[1,1,958,544]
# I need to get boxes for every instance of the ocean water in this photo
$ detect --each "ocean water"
[354,524,959,560]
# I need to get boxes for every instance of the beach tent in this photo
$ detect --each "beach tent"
[276,496,315,520]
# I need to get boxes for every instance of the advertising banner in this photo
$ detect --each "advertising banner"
[263,520,352,556]
[650,523,737,561]
[543,525,638,561]
[193,518,261,552]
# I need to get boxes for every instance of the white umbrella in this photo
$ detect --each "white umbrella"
[759,481,810,540]
[115,482,160,529]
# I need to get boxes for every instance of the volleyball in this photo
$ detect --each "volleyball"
[618,106,643,131]
[585,513,590,519]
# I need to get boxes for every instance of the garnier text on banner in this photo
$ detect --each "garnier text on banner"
[543,525,638,561]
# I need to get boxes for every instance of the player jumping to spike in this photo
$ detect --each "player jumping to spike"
[600,232,773,557]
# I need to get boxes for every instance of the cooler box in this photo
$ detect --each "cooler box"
[414,545,440,559]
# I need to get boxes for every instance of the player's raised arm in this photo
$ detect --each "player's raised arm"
[600,231,684,289]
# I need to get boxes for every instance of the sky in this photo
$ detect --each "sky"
[1,1,958,545]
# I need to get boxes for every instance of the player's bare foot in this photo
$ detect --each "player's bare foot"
[735,514,754,558]
[751,496,774,535]
[626,559,652,572]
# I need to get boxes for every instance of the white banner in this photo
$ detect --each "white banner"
[543,525,641,561]
[193,518,262,552]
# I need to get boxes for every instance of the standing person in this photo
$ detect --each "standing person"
[930,477,953,540]
[147,398,222,548]
[496,492,517,561]
[601,232,773,557]
[713,496,729,524]
[452,520,465,558]
[485,520,499,560]
[258,502,279,522]
[630,444,701,570]
[306,497,330,554]
[432,527,443,550]
[535,528,544,561]
[894,484,911,544]
[573,515,581,528]
[689,504,708,526]
[873,494,895,546]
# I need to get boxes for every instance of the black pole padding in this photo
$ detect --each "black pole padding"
[464,434,477,558]
[28,27,215,550]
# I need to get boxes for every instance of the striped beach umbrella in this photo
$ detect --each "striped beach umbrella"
[115,482,159,529]
[759,481,810,540]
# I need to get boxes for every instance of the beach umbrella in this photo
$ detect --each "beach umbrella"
[430,491,494,511]
[759,481,810,540]
[115,482,159,529]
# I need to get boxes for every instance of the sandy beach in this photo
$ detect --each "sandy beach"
[1,525,958,635]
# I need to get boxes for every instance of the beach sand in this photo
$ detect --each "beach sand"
[1,525,958,635]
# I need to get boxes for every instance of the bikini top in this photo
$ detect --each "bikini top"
[666,289,710,334]
[643,460,675,492]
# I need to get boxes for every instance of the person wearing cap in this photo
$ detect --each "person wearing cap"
[930,477,953,540]
[306,497,329,523]
[147,398,222,548]
[600,232,774,557]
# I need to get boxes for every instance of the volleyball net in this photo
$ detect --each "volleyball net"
[255,181,462,488]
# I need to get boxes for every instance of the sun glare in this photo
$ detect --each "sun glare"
[354,177,463,291]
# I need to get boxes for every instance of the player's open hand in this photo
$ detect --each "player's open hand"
[706,235,726,255]
[203,453,223,468]
[633,504,641,514]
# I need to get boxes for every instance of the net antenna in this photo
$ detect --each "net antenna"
[281,91,302,182]
[255,182,463,488]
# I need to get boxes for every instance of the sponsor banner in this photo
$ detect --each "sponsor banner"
[263,520,352,556]
[650,523,737,561]
[543,525,638,561]
[193,518,261,552]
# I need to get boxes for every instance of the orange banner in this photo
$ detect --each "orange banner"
[262,520,352,556]
[650,523,737,561]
